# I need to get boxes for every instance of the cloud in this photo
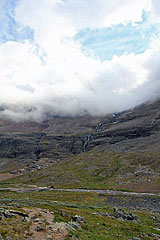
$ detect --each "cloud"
[15,0,151,30]
[150,0,160,22]
[0,0,160,121]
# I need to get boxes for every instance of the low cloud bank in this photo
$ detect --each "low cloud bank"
[0,0,160,121]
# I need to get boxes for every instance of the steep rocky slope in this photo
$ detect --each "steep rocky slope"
[0,100,160,240]
[0,99,160,169]
[0,99,160,192]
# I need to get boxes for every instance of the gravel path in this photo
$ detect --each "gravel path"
[0,187,160,196]
[0,187,160,212]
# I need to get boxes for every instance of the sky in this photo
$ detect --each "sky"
[1,0,160,121]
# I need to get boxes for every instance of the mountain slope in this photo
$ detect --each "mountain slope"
[0,99,160,192]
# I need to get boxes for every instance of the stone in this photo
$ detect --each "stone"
[113,208,140,223]
[151,233,160,239]
[33,218,44,223]
[9,170,18,174]
[1,221,8,226]
[61,212,67,217]
[31,214,38,220]
[67,221,81,230]
[0,234,3,240]
[48,222,67,234]
[23,217,30,222]
[13,226,18,231]
[46,235,53,240]
[35,224,45,232]
[72,236,79,240]
[3,210,14,218]
[71,215,86,223]
[96,212,110,217]
[10,210,28,217]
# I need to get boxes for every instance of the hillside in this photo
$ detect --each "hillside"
[0,99,160,192]
[0,100,160,240]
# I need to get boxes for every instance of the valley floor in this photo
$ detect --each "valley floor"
[0,188,160,239]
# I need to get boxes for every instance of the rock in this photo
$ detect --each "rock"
[1,221,8,226]
[46,235,53,240]
[96,212,110,217]
[113,208,140,223]
[13,226,18,231]
[9,170,17,174]
[6,237,13,240]
[0,234,3,240]
[35,224,45,232]
[71,215,86,223]
[48,222,68,234]
[49,160,55,164]
[3,210,14,218]
[61,212,67,217]
[31,214,38,220]
[151,233,160,239]
[113,207,126,219]
[10,210,28,217]
[72,236,79,240]
[23,217,30,222]
[33,218,44,223]
[67,221,81,230]
[133,238,141,240]
[19,169,26,174]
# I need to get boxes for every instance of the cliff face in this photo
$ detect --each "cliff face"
[0,99,160,172]
[88,100,160,153]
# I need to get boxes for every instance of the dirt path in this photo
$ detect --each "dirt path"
[0,187,160,213]
[0,187,160,212]
[0,186,160,196]
[51,188,160,196]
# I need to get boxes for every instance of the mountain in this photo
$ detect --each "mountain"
[0,99,160,192]
[0,99,160,240]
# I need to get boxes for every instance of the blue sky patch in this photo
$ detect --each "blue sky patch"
[0,1,160,62]
[75,17,160,61]
[0,0,34,44]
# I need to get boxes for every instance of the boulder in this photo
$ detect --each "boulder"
[0,234,3,240]
[3,210,14,218]
[113,208,140,223]
[71,215,86,223]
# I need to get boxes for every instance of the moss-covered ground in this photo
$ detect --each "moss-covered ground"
[0,190,160,239]
[3,150,160,193]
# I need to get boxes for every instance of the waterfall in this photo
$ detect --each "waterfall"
[83,134,91,152]
[82,122,103,152]
[95,122,102,132]
[35,134,42,161]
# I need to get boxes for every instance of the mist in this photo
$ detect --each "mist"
[0,0,160,122]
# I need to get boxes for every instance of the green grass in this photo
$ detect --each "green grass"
[3,150,160,193]
[0,190,159,239]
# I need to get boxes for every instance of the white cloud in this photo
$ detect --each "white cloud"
[15,0,151,30]
[150,0,160,22]
[0,0,160,121]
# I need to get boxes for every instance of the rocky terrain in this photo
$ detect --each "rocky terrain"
[0,99,160,239]
[0,100,159,192]
[0,189,160,240]
[0,99,160,176]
